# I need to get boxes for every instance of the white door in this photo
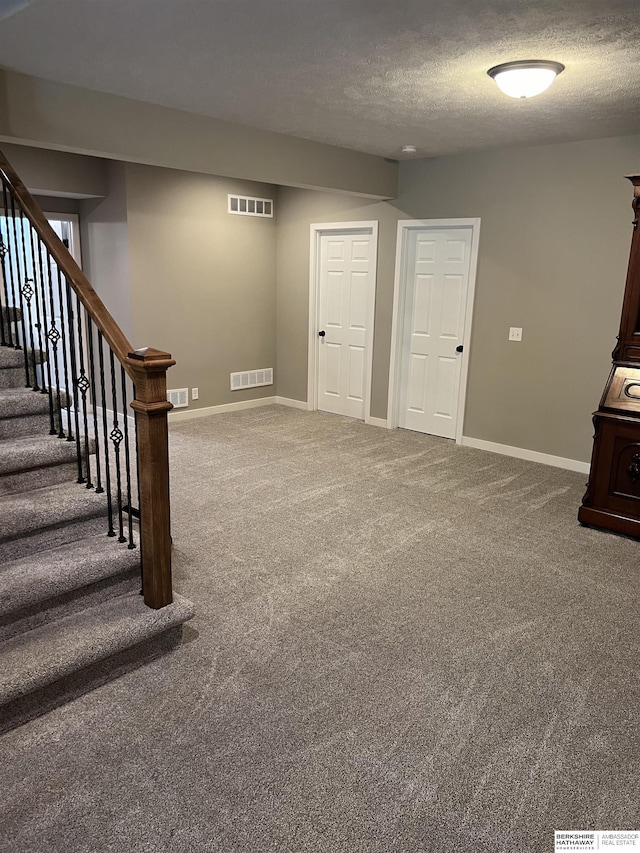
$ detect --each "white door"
[398,226,474,439]
[315,228,376,419]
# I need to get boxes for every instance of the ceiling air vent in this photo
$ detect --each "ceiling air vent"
[230,367,273,391]
[228,194,274,218]
[167,388,189,408]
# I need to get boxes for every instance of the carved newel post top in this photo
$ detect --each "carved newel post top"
[126,346,176,373]
[626,175,640,226]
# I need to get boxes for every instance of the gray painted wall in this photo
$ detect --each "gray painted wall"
[398,136,639,462]
[0,70,397,199]
[2,141,107,198]
[124,164,277,409]
[33,195,80,215]
[276,134,640,463]
[79,162,133,343]
[275,188,401,414]
[5,132,639,463]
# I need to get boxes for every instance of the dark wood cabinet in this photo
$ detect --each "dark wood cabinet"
[579,175,640,537]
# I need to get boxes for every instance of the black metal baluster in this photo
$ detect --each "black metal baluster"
[98,332,115,536]
[87,317,103,494]
[63,276,84,479]
[133,386,143,594]
[74,294,93,488]
[1,183,17,349]
[44,249,64,437]
[8,196,30,386]
[34,234,56,436]
[120,367,136,549]
[37,241,58,435]
[18,210,38,390]
[0,183,12,348]
[55,268,74,442]
[109,349,126,543]
[27,224,47,396]
[6,190,23,352]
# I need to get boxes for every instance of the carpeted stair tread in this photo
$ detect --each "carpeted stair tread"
[0,346,46,369]
[0,365,26,388]
[0,306,22,323]
[0,591,195,706]
[0,535,141,619]
[0,433,92,475]
[0,386,51,417]
[0,481,107,546]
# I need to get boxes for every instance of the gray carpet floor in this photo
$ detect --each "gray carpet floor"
[1,405,638,853]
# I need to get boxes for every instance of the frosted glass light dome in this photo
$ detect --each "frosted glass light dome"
[487,60,565,99]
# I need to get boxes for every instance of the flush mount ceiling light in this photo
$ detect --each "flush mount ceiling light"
[487,60,565,99]
[402,145,417,154]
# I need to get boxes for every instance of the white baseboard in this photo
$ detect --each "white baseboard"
[168,396,277,422]
[365,416,389,428]
[275,396,309,410]
[85,406,136,433]
[460,436,590,474]
[168,395,311,422]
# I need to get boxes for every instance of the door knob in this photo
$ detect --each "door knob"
[318,330,326,337]
[456,345,463,353]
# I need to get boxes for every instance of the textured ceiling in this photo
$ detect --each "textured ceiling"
[0,0,639,159]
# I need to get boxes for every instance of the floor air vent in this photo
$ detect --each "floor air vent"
[167,388,189,408]
[228,194,273,218]
[230,368,273,391]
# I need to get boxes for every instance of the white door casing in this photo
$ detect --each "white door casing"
[308,222,378,421]
[388,219,480,442]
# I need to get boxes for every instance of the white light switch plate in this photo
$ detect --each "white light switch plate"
[509,327,523,341]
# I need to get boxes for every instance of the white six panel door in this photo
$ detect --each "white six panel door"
[399,227,472,439]
[317,231,374,419]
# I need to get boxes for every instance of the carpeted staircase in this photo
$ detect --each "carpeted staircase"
[0,315,194,733]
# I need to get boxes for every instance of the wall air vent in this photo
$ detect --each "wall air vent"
[167,388,189,408]
[228,195,274,218]
[230,367,273,391]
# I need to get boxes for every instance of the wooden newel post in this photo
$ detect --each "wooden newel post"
[127,346,176,609]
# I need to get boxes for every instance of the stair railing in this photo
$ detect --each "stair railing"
[0,149,174,609]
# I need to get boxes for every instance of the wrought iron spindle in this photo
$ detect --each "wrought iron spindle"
[109,349,126,543]
[5,190,23,352]
[17,210,38,390]
[55,268,74,442]
[8,194,31,385]
[87,317,103,494]
[120,366,136,549]
[34,233,56,437]
[0,241,9,349]
[44,247,64,437]
[74,293,93,488]
[46,251,65,438]
[27,224,47,396]
[63,276,84,479]
[97,332,115,536]
[1,183,17,348]
[133,385,143,593]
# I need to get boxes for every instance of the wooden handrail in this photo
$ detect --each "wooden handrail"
[0,150,134,375]
[0,148,175,609]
